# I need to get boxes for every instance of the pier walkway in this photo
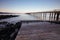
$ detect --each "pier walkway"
[16,22,60,40]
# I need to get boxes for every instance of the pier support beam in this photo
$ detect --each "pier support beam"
[54,12,60,21]
[43,13,46,20]
[56,13,59,21]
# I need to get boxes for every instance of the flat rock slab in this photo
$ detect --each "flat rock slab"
[16,22,60,40]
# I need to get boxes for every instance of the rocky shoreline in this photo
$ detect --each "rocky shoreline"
[0,15,19,20]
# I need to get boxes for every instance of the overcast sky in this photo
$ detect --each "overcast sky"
[0,0,60,13]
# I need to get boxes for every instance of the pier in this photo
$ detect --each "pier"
[28,10,60,21]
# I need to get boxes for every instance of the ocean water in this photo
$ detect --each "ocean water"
[31,13,50,20]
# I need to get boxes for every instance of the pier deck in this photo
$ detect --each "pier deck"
[16,22,60,40]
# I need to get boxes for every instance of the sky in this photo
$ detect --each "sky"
[0,0,60,13]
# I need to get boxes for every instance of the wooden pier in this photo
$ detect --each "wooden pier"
[27,10,60,21]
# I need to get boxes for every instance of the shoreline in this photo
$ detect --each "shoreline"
[0,15,19,20]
